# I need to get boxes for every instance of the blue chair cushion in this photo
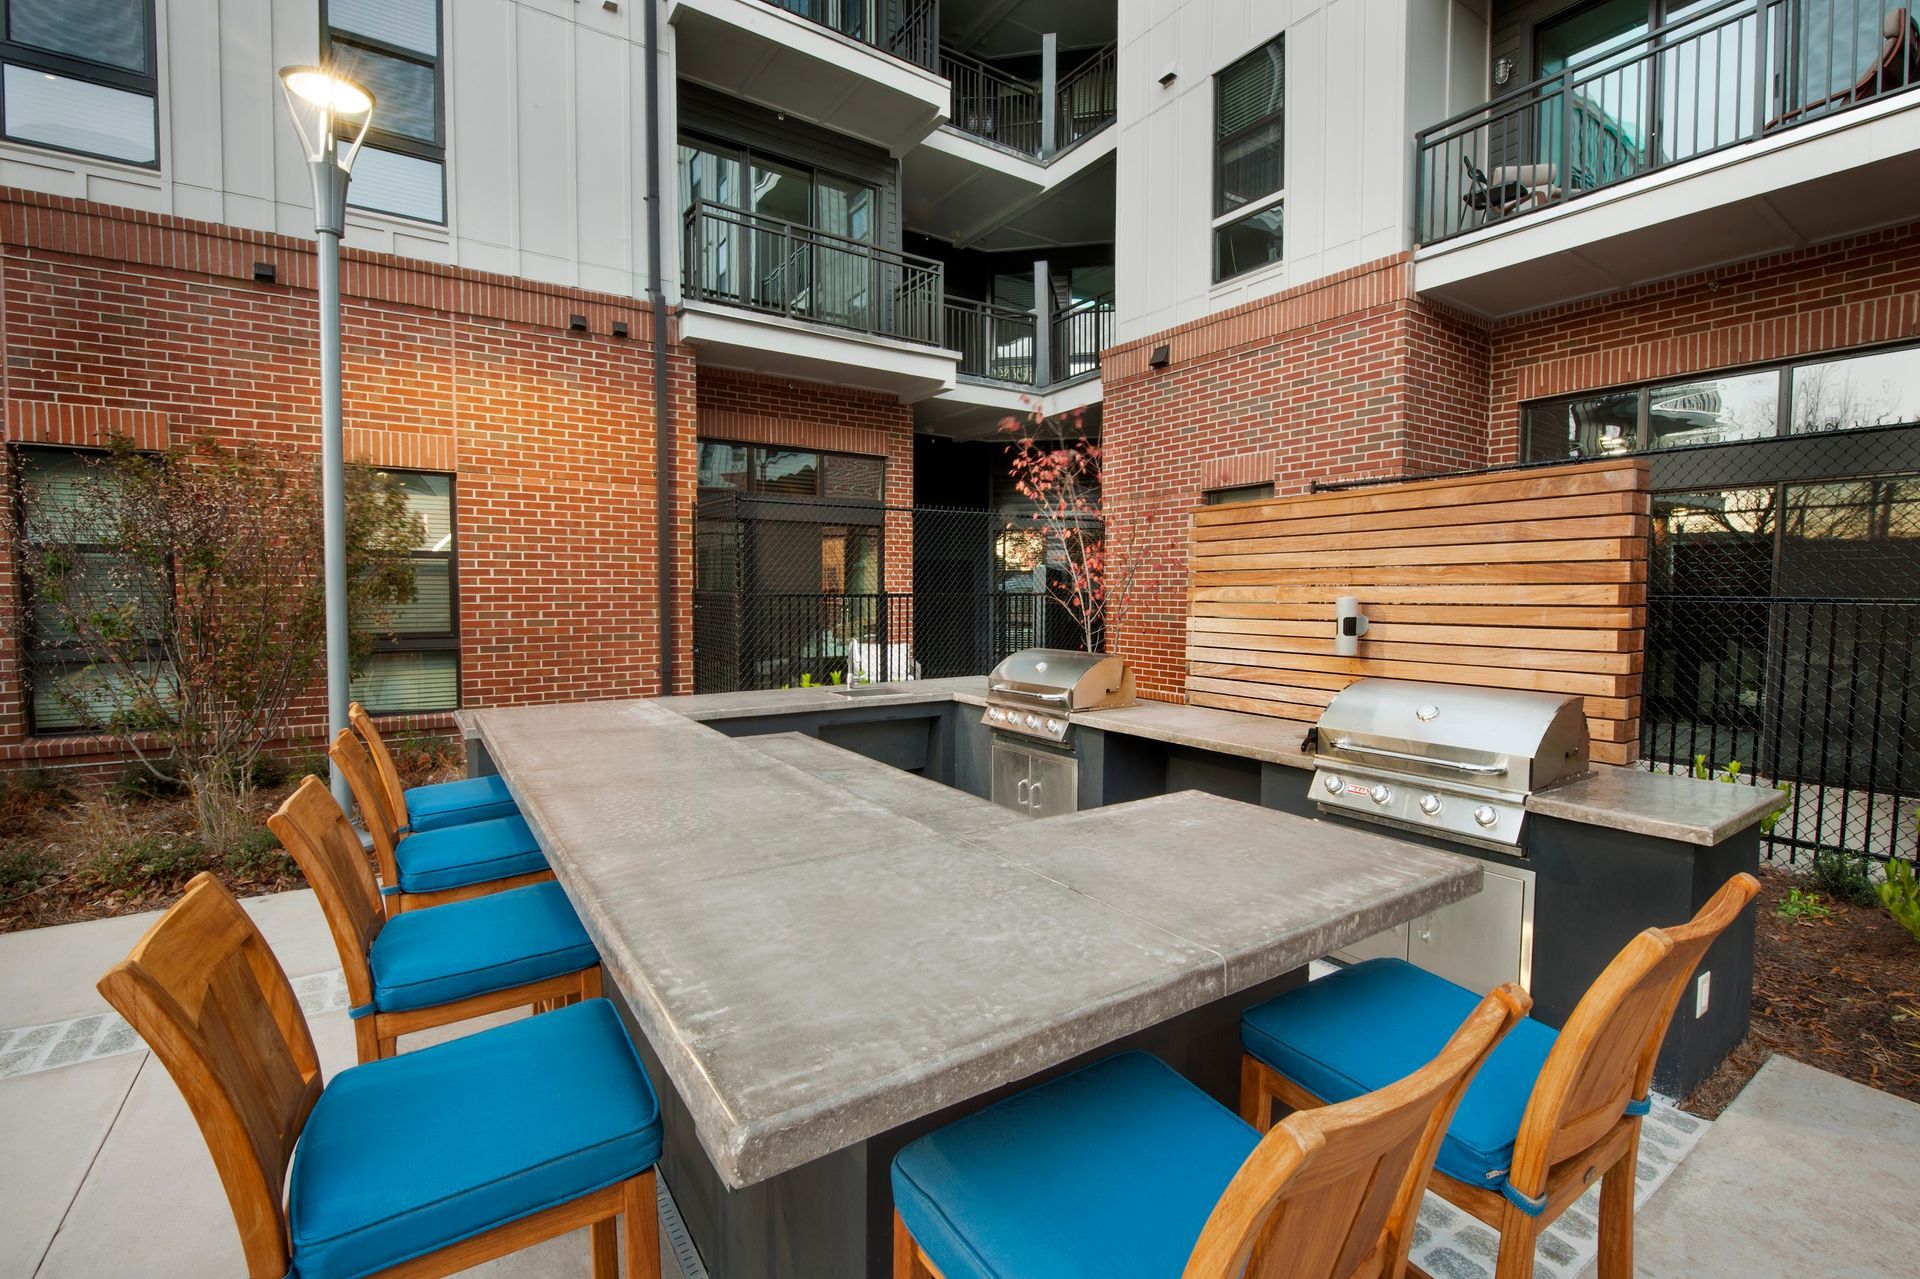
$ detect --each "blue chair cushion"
[405,773,518,833]
[368,882,598,1014]
[393,814,547,895]
[289,999,660,1279]
[892,1052,1258,1279]
[1240,957,1558,1190]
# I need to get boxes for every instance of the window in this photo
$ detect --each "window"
[15,448,166,734]
[323,0,444,223]
[0,0,157,166]
[352,472,459,713]
[1203,482,1276,506]
[1213,37,1285,282]
[696,441,885,502]
[1522,342,1920,461]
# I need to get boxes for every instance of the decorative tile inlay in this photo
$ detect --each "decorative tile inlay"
[1406,1098,1711,1279]
[0,968,349,1080]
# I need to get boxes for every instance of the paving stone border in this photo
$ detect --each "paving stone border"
[0,968,349,1080]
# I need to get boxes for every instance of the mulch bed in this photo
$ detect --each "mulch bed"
[1682,867,1920,1118]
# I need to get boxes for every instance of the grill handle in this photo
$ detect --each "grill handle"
[989,683,1071,705]
[1329,738,1510,777]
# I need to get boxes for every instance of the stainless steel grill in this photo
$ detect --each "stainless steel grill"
[982,649,1135,743]
[1310,679,1591,851]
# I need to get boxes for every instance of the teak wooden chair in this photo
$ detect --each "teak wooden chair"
[97,872,661,1279]
[268,774,603,1064]
[349,701,518,833]
[331,726,553,913]
[1242,872,1760,1279]
[891,983,1530,1279]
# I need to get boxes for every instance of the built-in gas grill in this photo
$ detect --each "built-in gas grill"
[1310,679,1590,852]
[983,648,1136,743]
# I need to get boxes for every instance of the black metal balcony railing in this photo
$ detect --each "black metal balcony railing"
[940,42,1118,159]
[1414,0,1920,245]
[947,293,1113,387]
[763,0,939,72]
[947,296,1037,383]
[683,199,945,346]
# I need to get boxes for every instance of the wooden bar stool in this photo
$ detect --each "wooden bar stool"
[269,774,603,1063]
[892,983,1530,1279]
[351,701,519,832]
[331,727,553,912]
[97,872,661,1279]
[1240,872,1760,1279]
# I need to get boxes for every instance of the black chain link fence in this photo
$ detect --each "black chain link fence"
[694,494,1090,694]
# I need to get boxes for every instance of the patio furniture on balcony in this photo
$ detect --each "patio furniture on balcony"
[97,873,662,1279]
[331,728,554,912]
[1239,871,1761,1279]
[682,198,945,347]
[351,701,518,832]
[890,985,1528,1279]
[269,775,603,1065]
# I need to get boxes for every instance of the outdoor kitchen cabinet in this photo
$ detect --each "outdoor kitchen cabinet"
[991,739,1078,816]
[1331,860,1536,995]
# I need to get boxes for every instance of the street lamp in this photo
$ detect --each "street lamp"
[280,65,374,811]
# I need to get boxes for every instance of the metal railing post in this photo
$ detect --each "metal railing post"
[1040,33,1059,159]
[1033,258,1052,388]
[1559,67,1575,199]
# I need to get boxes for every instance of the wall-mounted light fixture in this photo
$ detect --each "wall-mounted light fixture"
[612,319,631,339]
[1492,57,1516,86]
[1335,595,1370,657]
[569,314,589,332]
[1158,63,1178,87]
[1148,344,1171,369]
[252,261,278,283]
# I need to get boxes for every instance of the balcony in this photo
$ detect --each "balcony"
[1413,0,1920,317]
[941,43,1117,161]
[919,293,1111,438]
[669,0,949,155]
[679,200,957,399]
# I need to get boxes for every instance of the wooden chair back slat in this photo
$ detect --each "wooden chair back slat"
[1187,983,1531,1279]
[329,726,404,885]
[96,874,321,1279]
[349,701,411,827]
[267,774,385,1010]
[1510,873,1760,1188]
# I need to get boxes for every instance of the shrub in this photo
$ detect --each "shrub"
[1809,847,1880,907]
[1882,858,1920,943]
[0,843,58,900]
[224,825,299,883]
[1777,887,1833,921]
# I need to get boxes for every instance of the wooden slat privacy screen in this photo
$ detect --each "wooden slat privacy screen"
[1187,459,1651,766]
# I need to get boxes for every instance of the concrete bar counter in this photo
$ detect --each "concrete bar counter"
[461,697,1479,1279]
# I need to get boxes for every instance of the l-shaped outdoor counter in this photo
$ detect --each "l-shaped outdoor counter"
[457,678,1784,1279]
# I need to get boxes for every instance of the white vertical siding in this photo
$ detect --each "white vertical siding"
[0,0,665,298]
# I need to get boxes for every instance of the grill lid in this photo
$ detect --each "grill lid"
[1315,679,1590,796]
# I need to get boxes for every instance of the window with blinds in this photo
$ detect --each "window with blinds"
[1213,36,1286,282]
[352,472,459,714]
[322,0,445,223]
[0,0,158,166]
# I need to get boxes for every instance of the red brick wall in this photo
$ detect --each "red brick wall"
[1099,255,1494,700]
[1486,223,1920,459]
[0,189,696,772]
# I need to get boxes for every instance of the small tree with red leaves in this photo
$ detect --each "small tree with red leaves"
[1000,409,1144,654]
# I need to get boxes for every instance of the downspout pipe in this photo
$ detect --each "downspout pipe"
[645,0,676,694]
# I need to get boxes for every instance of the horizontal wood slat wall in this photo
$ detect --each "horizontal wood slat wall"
[1187,459,1652,765]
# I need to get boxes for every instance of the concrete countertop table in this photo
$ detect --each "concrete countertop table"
[463,697,1479,1278]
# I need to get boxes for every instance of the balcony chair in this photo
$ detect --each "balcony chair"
[1239,872,1760,1279]
[268,774,602,1064]
[331,728,553,913]
[1771,9,1920,128]
[97,873,661,1279]
[349,701,518,832]
[891,983,1530,1279]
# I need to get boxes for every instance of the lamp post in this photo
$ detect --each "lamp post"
[280,66,374,811]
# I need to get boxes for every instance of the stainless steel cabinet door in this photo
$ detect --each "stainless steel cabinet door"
[1407,862,1535,994]
[991,741,1034,815]
[1025,750,1078,817]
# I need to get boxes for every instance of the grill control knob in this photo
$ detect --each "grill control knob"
[1369,783,1392,805]
[1418,794,1443,817]
[1045,718,1062,734]
[1473,804,1499,828]
[1322,774,1343,794]
[989,708,1005,722]
[1024,714,1040,729]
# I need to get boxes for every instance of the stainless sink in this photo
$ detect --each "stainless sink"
[831,684,908,698]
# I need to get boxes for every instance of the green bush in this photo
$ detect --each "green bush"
[0,843,58,899]
[82,832,211,891]
[1809,847,1880,907]
[224,825,298,882]
[1880,858,1920,942]
[107,759,187,802]
[1777,887,1832,921]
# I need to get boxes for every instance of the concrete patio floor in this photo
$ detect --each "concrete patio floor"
[2,889,1917,1278]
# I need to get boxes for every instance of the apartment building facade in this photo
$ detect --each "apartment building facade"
[0,0,1914,768]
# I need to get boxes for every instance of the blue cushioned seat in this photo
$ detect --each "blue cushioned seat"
[367,882,597,1014]
[892,1052,1258,1279]
[289,999,660,1279]
[404,773,518,833]
[1241,957,1557,1191]
[394,814,547,895]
